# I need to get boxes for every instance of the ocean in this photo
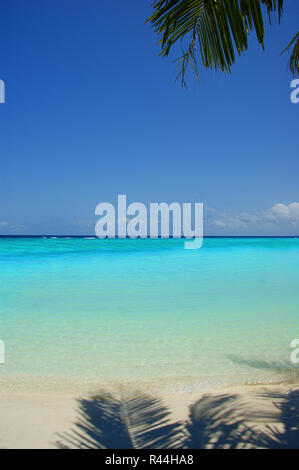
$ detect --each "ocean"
[0,236,298,393]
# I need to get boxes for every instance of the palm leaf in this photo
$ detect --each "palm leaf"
[147,0,284,86]
[282,31,299,75]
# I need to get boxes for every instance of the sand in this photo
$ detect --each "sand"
[0,381,298,449]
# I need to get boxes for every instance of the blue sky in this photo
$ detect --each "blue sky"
[0,0,298,236]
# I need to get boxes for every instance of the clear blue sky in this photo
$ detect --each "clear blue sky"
[0,0,298,235]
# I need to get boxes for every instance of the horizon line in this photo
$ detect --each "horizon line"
[0,235,298,239]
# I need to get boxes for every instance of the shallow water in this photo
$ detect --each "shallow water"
[0,237,299,393]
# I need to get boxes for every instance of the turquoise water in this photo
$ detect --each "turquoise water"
[0,237,299,392]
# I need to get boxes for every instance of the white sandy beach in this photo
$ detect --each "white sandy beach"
[0,382,298,449]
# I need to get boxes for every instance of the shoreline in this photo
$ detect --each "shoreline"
[1,372,298,396]
[1,380,298,449]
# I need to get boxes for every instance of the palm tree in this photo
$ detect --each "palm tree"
[147,0,298,86]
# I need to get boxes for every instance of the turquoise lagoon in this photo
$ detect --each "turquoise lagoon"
[0,237,298,392]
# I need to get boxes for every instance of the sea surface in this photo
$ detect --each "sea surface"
[0,237,298,393]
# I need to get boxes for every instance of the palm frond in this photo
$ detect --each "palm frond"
[147,0,284,86]
[282,31,299,75]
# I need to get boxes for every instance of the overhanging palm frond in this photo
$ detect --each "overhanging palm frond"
[282,31,299,75]
[147,0,284,86]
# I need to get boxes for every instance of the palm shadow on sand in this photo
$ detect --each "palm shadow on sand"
[186,389,299,449]
[56,386,299,449]
[56,393,185,449]
[248,389,299,449]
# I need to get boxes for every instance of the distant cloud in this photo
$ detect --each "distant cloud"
[72,219,95,227]
[0,222,25,232]
[265,202,299,223]
[10,224,25,231]
[212,202,299,229]
[214,215,247,228]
